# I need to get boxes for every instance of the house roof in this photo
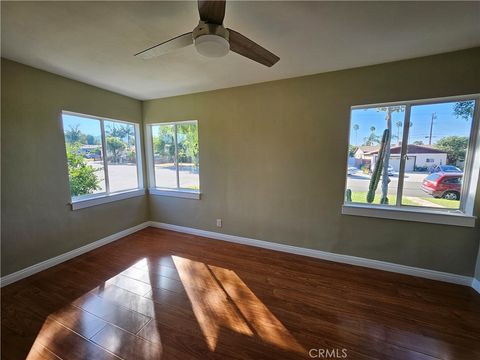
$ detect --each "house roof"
[365,144,447,155]
[357,146,380,153]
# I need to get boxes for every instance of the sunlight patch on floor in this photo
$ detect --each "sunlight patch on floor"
[173,255,304,353]
[173,255,253,350]
[210,264,305,353]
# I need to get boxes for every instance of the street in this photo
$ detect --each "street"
[346,171,428,197]
[88,161,199,192]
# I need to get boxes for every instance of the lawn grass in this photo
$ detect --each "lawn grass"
[347,191,459,209]
[348,192,416,206]
[419,197,459,209]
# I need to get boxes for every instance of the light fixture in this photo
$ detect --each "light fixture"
[194,34,230,58]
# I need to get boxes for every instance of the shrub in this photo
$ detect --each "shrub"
[66,144,101,196]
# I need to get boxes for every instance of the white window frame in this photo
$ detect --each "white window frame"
[145,120,201,200]
[61,110,145,210]
[342,94,480,227]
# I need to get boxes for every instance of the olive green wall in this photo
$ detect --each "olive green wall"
[2,49,480,279]
[144,48,480,277]
[475,248,480,281]
[1,59,148,276]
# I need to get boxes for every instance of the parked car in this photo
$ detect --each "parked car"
[347,167,357,176]
[429,165,462,174]
[421,172,462,200]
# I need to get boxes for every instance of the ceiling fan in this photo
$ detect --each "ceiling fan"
[135,0,280,67]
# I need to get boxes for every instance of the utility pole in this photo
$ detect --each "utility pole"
[428,112,437,145]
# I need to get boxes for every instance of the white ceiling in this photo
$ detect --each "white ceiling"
[2,1,480,100]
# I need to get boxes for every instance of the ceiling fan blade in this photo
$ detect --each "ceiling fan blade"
[227,28,279,67]
[135,32,193,59]
[198,0,226,25]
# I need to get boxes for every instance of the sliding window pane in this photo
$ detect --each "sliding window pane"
[345,106,405,205]
[400,100,475,209]
[105,121,139,193]
[62,114,106,197]
[152,124,177,189]
[177,123,200,190]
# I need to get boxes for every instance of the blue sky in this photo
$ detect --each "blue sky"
[63,114,101,137]
[349,101,474,146]
[62,114,134,139]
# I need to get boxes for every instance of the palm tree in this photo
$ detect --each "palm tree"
[363,126,379,146]
[395,121,403,144]
[353,124,359,145]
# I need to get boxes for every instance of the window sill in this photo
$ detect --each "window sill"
[71,189,145,210]
[149,188,201,200]
[341,203,476,227]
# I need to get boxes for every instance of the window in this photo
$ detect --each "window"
[344,95,479,227]
[62,111,144,209]
[146,121,200,198]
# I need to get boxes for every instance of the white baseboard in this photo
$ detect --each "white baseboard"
[472,278,480,294]
[0,222,150,287]
[149,221,474,287]
[2,220,477,292]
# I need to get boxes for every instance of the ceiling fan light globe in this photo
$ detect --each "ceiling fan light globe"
[194,34,229,58]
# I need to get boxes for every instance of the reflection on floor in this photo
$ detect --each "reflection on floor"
[173,256,304,353]
[1,227,480,360]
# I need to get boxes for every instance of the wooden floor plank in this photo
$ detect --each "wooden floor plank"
[72,293,151,334]
[91,324,163,360]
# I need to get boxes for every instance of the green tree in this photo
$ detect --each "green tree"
[65,124,83,144]
[413,140,424,145]
[122,125,135,146]
[178,124,199,167]
[453,101,474,120]
[86,134,96,145]
[107,124,127,139]
[435,136,469,165]
[348,145,358,157]
[107,136,126,163]
[66,144,101,196]
[153,126,175,162]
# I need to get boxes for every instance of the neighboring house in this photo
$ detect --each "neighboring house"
[352,145,378,168]
[354,146,379,160]
[354,144,447,171]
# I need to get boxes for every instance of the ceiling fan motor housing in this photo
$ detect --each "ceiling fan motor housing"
[193,22,230,58]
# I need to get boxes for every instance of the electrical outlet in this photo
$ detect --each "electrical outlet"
[216,219,222,228]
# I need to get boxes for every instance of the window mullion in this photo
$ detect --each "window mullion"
[460,98,480,213]
[174,124,180,189]
[134,125,143,190]
[395,104,411,207]
[100,119,110,194]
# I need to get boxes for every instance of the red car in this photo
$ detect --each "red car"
[421,172,462,200]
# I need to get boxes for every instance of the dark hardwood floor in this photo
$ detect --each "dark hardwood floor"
[2,227,480,360]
